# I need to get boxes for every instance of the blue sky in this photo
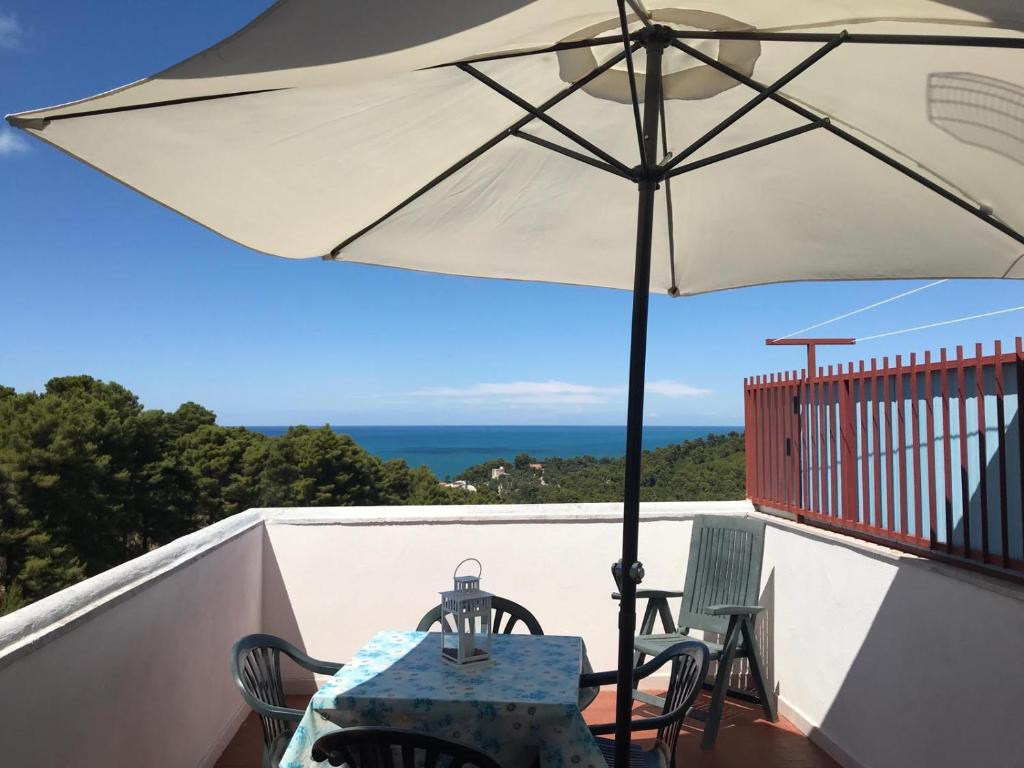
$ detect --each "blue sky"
[2,1,1023,426]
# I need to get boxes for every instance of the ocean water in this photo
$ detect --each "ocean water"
[246,425,742,479]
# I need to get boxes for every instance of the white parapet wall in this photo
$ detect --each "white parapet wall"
[261,501,1024,768]
[0,510,265,768]
[0,501,1022,768]
[756,512,1024,768]
[258,500,746,681]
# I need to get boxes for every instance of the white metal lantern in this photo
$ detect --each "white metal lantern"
[439,558,493,664]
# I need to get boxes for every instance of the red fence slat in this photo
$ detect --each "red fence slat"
[976,342,990,563]
[910,352,923,542]
[956,345,971,557]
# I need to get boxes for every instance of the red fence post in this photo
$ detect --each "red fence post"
[925,350,938,547]
[883,356,895,533]
[859,360,870,527]
[910,352,923,543]
[994,341,1009,569]
[941,347,954,552]
[840,363,858,522]
[976,342,990,563]
[896,355,909,535]
[957,345,971,558]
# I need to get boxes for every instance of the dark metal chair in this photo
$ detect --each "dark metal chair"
[415,595,544,635]
[582,641,710,768]
[618,515,776,748]
[311,726,504,768]
[231,633,343,768]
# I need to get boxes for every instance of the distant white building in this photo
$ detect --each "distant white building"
[438,480,477,493]
[490,466,507,480]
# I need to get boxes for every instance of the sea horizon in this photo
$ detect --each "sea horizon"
[245,424,743,479]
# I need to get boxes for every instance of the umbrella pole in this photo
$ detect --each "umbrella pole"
[613,27,666,768]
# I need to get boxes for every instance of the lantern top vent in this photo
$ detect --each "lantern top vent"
[440,558,492,601]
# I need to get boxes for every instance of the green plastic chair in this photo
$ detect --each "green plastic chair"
[231,634,343,768]
[617,515,777,748]
[582,640,710,768]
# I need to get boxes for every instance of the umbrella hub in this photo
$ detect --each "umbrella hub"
[635,24,674,50]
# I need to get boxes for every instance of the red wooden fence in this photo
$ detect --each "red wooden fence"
[745,337,1024,581]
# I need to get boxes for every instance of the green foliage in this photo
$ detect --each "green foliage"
[0,377,475,615]
[457,432,746,504]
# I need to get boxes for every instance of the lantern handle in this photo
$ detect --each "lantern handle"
[454,558,482,579]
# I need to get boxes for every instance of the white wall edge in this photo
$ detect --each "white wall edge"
[198,700,252,768]
[0,509,265,669]
[751,509,1024,604]
[258,500,754,526]
[778,695,864,768]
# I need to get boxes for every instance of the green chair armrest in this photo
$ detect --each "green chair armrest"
[581,640,704,690]
[293,652,344,676]
[705,604,764,616]
[586,641,709,735]
[611,588,685,600]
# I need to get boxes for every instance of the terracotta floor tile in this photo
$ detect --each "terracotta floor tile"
[216,692,838,767]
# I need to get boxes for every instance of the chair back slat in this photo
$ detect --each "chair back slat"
[312,727,503,768]
[417,596,543,636]
[231,633,341,757]
[241,645,289,746]
[678,515,765,636]
[656,644,709,760]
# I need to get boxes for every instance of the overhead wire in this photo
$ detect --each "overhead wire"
[856,304,1024,342]
[774,279,948,340]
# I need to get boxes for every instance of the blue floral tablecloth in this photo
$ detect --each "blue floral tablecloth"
[280,630,606,768]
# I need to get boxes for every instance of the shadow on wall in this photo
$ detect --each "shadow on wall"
[814,560,1023,768]
[260,527,318,693]
[959,384,1023,561]
[701,568,776,697]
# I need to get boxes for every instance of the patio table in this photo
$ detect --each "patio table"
[279,630,606,768]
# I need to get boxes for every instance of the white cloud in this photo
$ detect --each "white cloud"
[0,11,23,49]
[0,126,29,156]
[645,380,711,397]
[405,378,710,407]
[412,381,605,397]
[410,380,614,407]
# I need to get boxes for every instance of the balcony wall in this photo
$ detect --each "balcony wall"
[0,510,264,768]
[1,502,1022,768]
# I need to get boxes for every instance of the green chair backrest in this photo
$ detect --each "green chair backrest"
[678,515,766,637]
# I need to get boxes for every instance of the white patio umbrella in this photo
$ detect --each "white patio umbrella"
[8,2,1024,764]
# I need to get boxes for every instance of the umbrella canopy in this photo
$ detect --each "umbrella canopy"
[8,3,1024,767]
[7,1,1024,295]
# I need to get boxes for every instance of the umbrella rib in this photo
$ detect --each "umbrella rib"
[670,39,1024,248]
[7,89,286,126]
[616,0,648,168]
[668,31,1024,48]
[664,119,830,179]
[625,0,654,28]
[662,32,846,173]
[512,130,632,178]
[425,35,626,68]
[457,63,633,176]
[328,45,636,257]
[658,87,679,297]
